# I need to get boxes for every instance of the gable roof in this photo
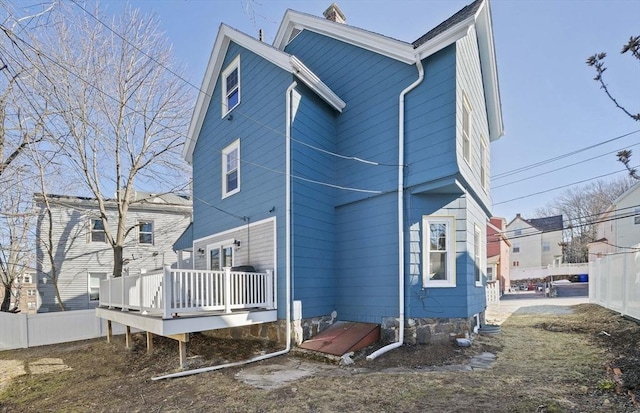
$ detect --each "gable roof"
[526,215,563,233]
[183,24,345,164]
[274,0,503,141]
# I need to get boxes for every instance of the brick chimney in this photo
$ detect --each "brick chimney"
[323,3,346,24]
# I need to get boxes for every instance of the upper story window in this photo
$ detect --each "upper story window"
[514,228,522,236]
[423,216,456,288]
[513,243,520,253]
[542,240,551,252]
[138,221,154,245]
[480,137,488,191]
[221,55,240,117]
[222,139,240,198]
[90,218,106,243]
[635,207,640,225]
[462,93,472,164]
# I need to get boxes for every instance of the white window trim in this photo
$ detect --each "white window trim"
[461,92,472,165]
[138,220,154,245]
[422,216,456,288]
[88,272,107,302]
[89,218,106,243]
[221,55,241,117]
[474,225,483,287]
[222,139,241,198]
[206,238,236,270]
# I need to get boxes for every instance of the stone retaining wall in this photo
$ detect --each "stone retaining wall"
[382,314,482,344]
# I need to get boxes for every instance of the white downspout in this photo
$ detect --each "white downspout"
[367,58,424,361]
[152,82,298,380]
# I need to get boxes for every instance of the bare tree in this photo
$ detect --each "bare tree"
[0,190,34,312]
[587,36,640,180]
[3,3,192,278]
[535,177,634,262]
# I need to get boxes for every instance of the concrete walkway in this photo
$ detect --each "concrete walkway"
[486,292,589,324]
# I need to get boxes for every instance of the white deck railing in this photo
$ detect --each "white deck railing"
[99,266,275,319]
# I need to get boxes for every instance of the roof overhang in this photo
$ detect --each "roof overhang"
[274,10,417,64]
[274,0,503,142]
[183,24,345,164]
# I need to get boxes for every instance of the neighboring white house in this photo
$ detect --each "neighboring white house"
[589,181,640,259]
[34,192,192,312]
[506,213,563,270]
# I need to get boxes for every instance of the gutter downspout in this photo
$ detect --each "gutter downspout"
[367,58,424,361]
[152,82,298,380]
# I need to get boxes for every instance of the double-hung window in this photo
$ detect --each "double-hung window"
[480,138,488,191]
[221,55,240,117]
[90,218,106,243]
[462,93,472,164]
[138,221,154,245]
[222,139,240,198]
[423,216,456,288]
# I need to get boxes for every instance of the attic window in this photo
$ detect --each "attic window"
[221,55,240,117]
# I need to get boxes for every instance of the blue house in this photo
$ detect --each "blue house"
[177,0,503,347]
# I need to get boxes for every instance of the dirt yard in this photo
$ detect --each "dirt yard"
[0,303,639,412]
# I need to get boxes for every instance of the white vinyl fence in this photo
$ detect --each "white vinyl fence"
[589,245,640,321]
[0,310,132,351]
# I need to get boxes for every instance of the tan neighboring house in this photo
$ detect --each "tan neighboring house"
[0,272,38,314]
[34,192,192,312]
[506,213,563,271]
[487,217,511,294]
[589,181,640,259]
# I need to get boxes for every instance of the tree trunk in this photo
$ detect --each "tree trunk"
[1,284,12,312]
[113,245,123,278]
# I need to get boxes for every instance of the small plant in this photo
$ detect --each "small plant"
[597,379,616,391]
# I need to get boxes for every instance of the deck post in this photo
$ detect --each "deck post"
[106,320,112,343]
[224,267,232,313]
[179,341,187,368]
[146,332,153,353]
[162,266,172,319]
[125,326,131,348]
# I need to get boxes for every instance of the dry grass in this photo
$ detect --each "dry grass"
[0,304,638,412]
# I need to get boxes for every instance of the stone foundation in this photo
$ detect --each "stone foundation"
[381,313,483,344]
[201,320,288,344]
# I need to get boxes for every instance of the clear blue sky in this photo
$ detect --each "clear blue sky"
[106,0,640,221]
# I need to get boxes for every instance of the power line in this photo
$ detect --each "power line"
[493,142,640,189]
[493,166,637,206]
[492,129,640,180]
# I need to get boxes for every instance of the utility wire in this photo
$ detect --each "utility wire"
[492,129,640,180]
[493,166,637,206]
[493,142,640,189]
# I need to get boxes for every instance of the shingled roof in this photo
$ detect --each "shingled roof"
[412,0,484,48]
[526,215,563,233]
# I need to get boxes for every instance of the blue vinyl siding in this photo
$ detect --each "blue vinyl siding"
[335,193,399,323]
[456,27,491,210]
[191,42,293,317]
[405,46,458,187]
[406,193,470,318]
[285,30,417,207]
[290,85,338,317]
